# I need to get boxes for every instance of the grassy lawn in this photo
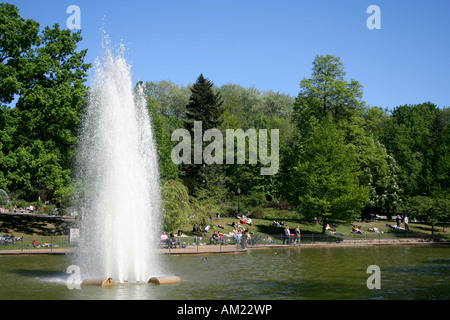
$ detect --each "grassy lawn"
[1,210,448,251]
[174,215,450,244]
[0,213,77,251]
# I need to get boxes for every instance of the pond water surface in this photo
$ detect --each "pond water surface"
[0,245,448,300]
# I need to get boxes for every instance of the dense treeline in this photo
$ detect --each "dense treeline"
[145,56,449,232]
[0,4,448,233]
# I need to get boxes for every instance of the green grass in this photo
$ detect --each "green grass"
[1,210,448,251]
[0,235,75,251]
[174,215,450,243]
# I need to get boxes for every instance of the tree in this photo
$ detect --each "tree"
[294,54,364,125]
[185,74,223,132]
[292,118,369,233]
[381,103,449,198]
[161,179,213,233]
[0,4,90,201]
[366,144,404,218]
[408,196,450,235]
[290,55,382,228]
[0,3,39,105]
[161,179,193,232]
[144,80,190,118]
[183,74,224,194]
[145,94,179,181]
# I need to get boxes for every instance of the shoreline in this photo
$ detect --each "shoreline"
[0,238,448,256]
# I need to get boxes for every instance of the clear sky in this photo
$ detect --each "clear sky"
[7,0,450,110]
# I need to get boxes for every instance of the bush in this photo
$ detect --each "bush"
[262,200,293,210]
[249,206,265,219]
[263,208,298,220]
[242,192,266,208]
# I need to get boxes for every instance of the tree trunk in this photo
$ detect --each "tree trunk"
[322,216,327,234]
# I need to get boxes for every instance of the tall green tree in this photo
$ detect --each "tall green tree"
[290,55,385,228]
[0,3,39,105]
[185,74,223,132]
[183,74,224,194]
[0,4,90,201]
[292,118,369,232]
[144,80,190,118]
[146,96,179,181]
[294,54,364,127]
[382,103,449,197]
[408,196,450,234]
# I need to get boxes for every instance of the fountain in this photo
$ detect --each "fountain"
[73,39,164,283]
[0,189,10,212]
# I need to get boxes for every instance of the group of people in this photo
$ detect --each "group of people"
[236,214,252,226]
[396,214,410,231]
[9,205,36,214]
[351,226,365,234]
[386,215,410,231]
[273,221,285,227]
[160,231,186,249]
[283,225,301,244]
[0,234,20,244]
[210,227,253,247]
[206,224,254,248]
[30,240,58,248]
[209,231,227,245]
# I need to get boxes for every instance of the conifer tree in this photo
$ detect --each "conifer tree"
[185,74,223,132]
[183,74,224,194]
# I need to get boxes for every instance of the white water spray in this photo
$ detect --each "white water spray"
[74,41,163,283]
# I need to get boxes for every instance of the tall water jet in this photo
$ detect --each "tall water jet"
[74,41,163,283]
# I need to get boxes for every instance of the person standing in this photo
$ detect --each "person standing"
[404,215,409,231]
[396,215,401,227]
[241,229,248,249]
[284,226,291,244]
[294,225,301,244]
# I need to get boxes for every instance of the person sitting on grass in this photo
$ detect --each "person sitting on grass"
[368,227,380,233]
[218,232,227,244]
[263,236,276,243]
[209,231,219,244]
[351,226,365,234]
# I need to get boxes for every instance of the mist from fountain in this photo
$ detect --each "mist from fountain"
[73,40,164,283]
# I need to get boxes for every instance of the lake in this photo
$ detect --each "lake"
[0,245,448,300]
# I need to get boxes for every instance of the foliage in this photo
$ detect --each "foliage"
[292,118,369,231]
[0,3,447,231]
[181,74,225,194]
[161,179,214,232]
[161,179,193,232]
[0,4,90,202]
[294,54,364,126]
[185,73,223,132]
[381,103,449,197]
[145,95,179,181]
[366,142,404,217]
[408,195,450,234]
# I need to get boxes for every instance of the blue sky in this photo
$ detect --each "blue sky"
[8,0,450,110]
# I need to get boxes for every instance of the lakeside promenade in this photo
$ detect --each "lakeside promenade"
[0,237,445,256]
